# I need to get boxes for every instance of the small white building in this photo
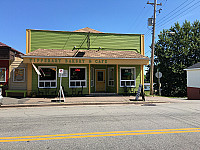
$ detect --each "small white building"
[184,62,200,100]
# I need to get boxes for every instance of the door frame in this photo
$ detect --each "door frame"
[95,69,106,92]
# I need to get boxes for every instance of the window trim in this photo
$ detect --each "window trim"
[108,67,114,87]
[0,68,6,82]
[13,68,25,82]
[38,66,57,88]
[120,67,136,87]
[69,66,87,88]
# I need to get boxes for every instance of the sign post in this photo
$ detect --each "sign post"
[58,69,65,102]
[155,71,162,96]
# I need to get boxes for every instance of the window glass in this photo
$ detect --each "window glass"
[0,68,6,82]
[70,68,85,80]
[38,67,57,88]
[13,68,25,82]
[108,68,114,80]
[39,68,56,80]
[121,68,134,80]
[120,68,136,87]
[69,67,87,88]
[108,67,114,86]
[97,71,103,81]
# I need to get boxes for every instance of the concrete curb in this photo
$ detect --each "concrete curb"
[0,101,168,108]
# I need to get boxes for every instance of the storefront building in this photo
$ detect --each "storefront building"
[23,28,149,96]
[0,42,24,96]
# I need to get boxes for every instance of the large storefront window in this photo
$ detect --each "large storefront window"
[108,67,114,86]
[120,67,136,87]
[69,67,87,88]
[13,68,25,82]
[0,68,6,82]
[38,66,57,88]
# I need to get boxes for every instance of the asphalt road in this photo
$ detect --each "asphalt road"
[1,101,200,150]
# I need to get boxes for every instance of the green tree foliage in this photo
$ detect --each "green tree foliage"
[154,20,200,97]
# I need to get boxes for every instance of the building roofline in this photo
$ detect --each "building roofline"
[0,42,24,55]
[26,29,144,36]
[22,55,149,60]
[184,68,200,71]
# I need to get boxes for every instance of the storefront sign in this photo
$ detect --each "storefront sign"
[27,58,108,64]
[23,57,149,65]
[58,70,68,77]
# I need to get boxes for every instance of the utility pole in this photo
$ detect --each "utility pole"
[147,0,162,95]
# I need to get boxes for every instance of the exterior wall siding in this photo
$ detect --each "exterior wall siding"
[187,70,200,88]
[187,87,200,100]
[32,64,89,96]
[29,30,141,53]
[31,64,142,95]
[9,57,27,90]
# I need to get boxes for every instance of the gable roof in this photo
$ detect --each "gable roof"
[24,49,148,59]
[185,62,200,70]
[0,42,24,55]
[73,27,103,33]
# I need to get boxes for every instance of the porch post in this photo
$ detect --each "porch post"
[141,65,144,91]
[27,63,32,96]
[89,64,91,95]
[117,64,118,94]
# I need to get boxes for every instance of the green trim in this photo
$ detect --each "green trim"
[5,90,27,97]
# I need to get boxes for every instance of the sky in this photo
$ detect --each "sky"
[1,0,200,58]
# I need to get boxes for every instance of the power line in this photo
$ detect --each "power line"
[156,1,200,30]
[156,0,199,27]
[156,0,191,25]
[127,3,149,33]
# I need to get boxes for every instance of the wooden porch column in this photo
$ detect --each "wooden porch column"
[89,64,91,95]
[117,64,118,94]
[27,63,32,96]
[141,65,144,91]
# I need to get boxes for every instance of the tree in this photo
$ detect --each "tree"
[154,20,200,97]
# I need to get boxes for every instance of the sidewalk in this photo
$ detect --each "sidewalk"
[0,95,188,108]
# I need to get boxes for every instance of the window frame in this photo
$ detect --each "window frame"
[120,67,136,87]
[108,67,114,87]
[0,68,6,82]
[69,66,87,88]
[38,66,57,88]
[13,68,25,82]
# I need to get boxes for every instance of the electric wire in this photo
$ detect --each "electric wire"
[127,3,148,33]
[156,0,200,29]
[156,1,200,31]
[156,0,192,25]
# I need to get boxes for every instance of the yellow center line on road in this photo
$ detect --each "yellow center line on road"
[1,128,200,143]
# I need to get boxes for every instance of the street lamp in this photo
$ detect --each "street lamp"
[159,31,175,36]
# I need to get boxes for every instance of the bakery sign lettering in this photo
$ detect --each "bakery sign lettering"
[28,58,108,64]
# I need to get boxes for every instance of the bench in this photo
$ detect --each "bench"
[5,90,27,98]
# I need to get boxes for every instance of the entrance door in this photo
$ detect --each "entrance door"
[96,69,106,92]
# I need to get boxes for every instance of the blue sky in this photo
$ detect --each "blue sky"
[1,0,199,57]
